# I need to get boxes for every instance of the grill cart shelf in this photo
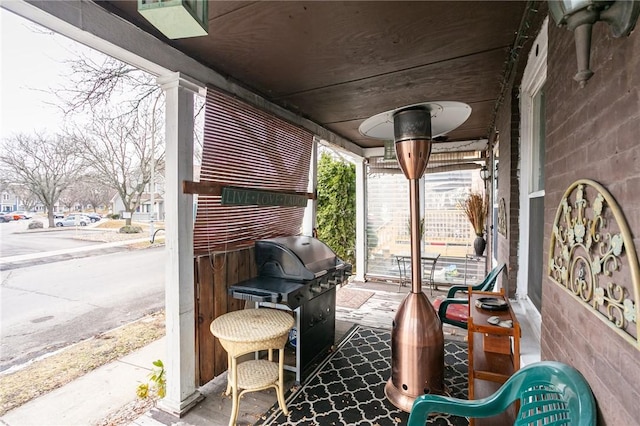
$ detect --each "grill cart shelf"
[468,289,521,426]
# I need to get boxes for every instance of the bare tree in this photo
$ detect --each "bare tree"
[58,184,79,213]
[53,53,205,213]
[0,170,11,195]
[55,54,160,117]
[11,186,40,212]
[68,93,164,226]
[73,178,113,212]
[54,53,167,227]
[0,133,86,226]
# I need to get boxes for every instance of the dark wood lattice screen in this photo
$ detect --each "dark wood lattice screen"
[193,88,314,253]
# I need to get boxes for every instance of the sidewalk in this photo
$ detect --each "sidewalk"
[0,237,152,265]
[0,339,165,426]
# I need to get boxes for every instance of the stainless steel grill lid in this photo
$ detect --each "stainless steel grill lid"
[256,236,348,281]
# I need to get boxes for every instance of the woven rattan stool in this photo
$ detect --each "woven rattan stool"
[210,308,294,426]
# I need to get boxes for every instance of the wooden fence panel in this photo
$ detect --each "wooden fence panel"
[195,248,254,385]
[195,256,214,384]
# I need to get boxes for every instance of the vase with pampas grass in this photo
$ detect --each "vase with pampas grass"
[460,192,488,256]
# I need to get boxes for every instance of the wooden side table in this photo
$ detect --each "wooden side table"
[210,308,294,426]
[467,289,521,426]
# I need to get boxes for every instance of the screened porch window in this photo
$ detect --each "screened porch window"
[366,168,475,280]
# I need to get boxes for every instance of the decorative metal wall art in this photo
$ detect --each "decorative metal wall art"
[498,197,507,237]
[548,179,640,348]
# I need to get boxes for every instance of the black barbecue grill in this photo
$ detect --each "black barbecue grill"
[229,236,351,382]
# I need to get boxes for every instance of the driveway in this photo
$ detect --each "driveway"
[0,219,102,258]
[0,218,154,270]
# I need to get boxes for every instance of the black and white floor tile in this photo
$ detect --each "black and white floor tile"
[257,326,468,426]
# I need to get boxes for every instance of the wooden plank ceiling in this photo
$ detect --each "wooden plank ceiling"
[99,1,532,150]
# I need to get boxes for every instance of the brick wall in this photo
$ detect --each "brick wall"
[494,90,521,298]
[542,21,640,425]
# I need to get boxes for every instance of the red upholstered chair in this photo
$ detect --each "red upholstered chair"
[432,297,470,329]
[432,263,506,329]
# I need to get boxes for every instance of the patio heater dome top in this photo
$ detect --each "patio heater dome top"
[358,101,471,140]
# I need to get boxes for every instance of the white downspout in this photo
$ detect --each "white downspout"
[302,137,318,236]
[355,157,367,282]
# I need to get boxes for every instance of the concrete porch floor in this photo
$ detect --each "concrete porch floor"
[134,279,541,426]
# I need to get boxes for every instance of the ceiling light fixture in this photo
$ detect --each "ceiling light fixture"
[138,0,208,39]
[548,0,640,87]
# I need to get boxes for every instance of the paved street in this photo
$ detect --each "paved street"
[0,220,165,372]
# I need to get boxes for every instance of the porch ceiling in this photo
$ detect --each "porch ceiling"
[98,1,533,151]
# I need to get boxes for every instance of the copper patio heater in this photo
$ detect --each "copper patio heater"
[359,101,471,412]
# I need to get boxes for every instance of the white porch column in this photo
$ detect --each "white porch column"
[157,72,202,416]
[302,137,318,236]
[355,157,367,281]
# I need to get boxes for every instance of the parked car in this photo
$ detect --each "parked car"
[67,212,102,223]
[55,215,91,227]
[0,214,11,223]
[83,213,102,223]
[4,212,26,220]
[11,211,33,220]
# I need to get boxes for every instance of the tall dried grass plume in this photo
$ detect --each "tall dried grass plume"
[460,192,488,236]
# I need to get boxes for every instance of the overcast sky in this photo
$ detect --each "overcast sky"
[0,8,95,139]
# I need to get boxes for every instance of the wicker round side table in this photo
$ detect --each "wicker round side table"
[210,308,294,426]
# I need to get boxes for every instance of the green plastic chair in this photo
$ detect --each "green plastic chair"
[432,263,506,329]
[446,263,506,298]
[407,361,597,426]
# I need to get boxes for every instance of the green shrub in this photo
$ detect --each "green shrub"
[316,152,356,268]
[110,214,120,220]
[119,225,142,234]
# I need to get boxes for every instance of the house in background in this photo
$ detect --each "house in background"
[0,191,19,213]
[110,191,164,222]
